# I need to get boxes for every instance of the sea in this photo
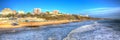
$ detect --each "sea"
[0,19,120,40]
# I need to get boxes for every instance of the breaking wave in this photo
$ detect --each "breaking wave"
[1,20,120,40]
[64,21,120,40]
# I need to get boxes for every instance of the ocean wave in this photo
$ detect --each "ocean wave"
[1,20,120,40]
[63,21,120,40]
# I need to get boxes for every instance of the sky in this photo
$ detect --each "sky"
[0,0,120,14]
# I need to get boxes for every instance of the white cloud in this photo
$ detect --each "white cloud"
[81,7,120,14]
[79,7,120,19]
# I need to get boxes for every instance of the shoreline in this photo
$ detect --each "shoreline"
[0,20,82,29]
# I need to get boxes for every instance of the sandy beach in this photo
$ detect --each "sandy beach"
[0,20,81,28]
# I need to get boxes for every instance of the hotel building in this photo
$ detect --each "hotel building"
[1,8,13,15]
[12,10,17,14]
[53,10,59,14]
[33,8,41,14]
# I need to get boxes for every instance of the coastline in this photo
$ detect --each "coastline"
[0,20,82,29]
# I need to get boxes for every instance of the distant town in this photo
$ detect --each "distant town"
[0,8,90,20]
[0,8,61,15]
[0,8,97,28]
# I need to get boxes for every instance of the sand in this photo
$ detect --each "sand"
[0,20,81,29]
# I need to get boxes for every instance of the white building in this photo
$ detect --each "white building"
[18,11,25,14]
[33,8,41,14]
[1,8,13,15]
[53,10,59,14]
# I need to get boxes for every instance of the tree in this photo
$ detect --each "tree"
[58,12,63,14]
[26,12,32,17]
[5,13,15,17]
[26,12,31,15]
[0,14,2,17]
[46,11,50,14]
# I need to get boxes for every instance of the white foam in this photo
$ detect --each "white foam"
[70,24,95,33]
[63,22,120,40]
[64,23,98,40]
[68,21,100,34]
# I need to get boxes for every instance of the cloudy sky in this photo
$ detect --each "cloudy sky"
[0,0,120,13]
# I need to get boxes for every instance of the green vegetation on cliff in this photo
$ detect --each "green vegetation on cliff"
[0,13,96,20]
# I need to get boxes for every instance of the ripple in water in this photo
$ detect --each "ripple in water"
[64,21,120,40]
[0,20,120,40]
[0,21,93,40]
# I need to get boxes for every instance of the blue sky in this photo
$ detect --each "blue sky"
[0,0,120,14]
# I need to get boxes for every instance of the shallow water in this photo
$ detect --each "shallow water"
[64,20,120,40]
[0,20,120,40]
